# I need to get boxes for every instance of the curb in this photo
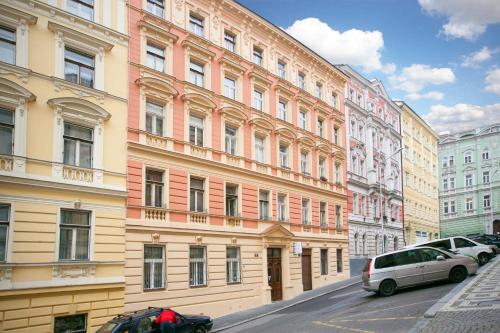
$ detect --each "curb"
[212,278,361,332]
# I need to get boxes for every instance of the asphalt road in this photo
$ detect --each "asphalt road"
[221,281,456,333]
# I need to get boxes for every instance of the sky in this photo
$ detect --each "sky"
[237,0,500,134]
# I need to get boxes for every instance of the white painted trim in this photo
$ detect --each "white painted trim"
[3,202,15,263]
[117,0,126,34]
[0,195,125,211]
[0,276,124,290]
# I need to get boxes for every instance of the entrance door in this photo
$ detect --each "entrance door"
[493,220,500,235]
[302,248,312,291]
[267,248,282,301]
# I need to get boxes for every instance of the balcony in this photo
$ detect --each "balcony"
[144,207,168,222]
[226,214,242,227]
[255,162,269,174]
[145,132,168,150]
[280,168,291,179]
[302,223,312,232]
[225,154,242,168]
[190,145,208,159]
[190,211,208,224]
[62,165,94,183]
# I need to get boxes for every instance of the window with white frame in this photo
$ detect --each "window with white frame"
[360,159,365,177]
[190,177,204,212]
[224,30,236,52]
[189,61,204,87]
[64,48,95,88]
[443,178,448,191]
[226,184,238,216]
[0,108,14,155]
[0,26,16,65]
[259,190,269,220]
[255,135,265,163]
[225,125,237,155]
[484,195,491,208]
[300,151,309,175]
[449,156,454,166]
[299,111,307,130]
[482,150,489,160]
[63,123,93,168]
[278,61,286,79]
[67,0,94,21]
[319,157,326,179]
[464,152,472,164]
[146,44,164,72]
[444,201,449,214]
[54,314,87,333]
[253,89,263,111]
[146,0,164,17]
[146,101,164,136]
[483,171,490,184]
[253,46,263,66]
[331,92,337,108]
[302,198,310,224]
[59,209,90,261]
[144,245,165,290]
[224,77,236,100]
[333,126,339,145]
[278,194,287,221]
[189,14,204,37]
[278,101,287,120]
[335,205,341,230]
[146,169,163,207]
[466,197,473,211]
[0,204,10,262]
[450,200,456,213]
[361,195,366,216]
[351,156,357,174]
[298,72,305,89]
[465,174,473,187]
[189,115,204,147]
[320,202,327,227]
[226,247,240,284]
[279,144,288,168]
[315,82,322,99]
[320,249,328,276]
[317,117,324,137]
[335,163,340,183]
[450,177,455,189]
[189,246,206,287]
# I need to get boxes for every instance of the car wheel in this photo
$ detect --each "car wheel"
[477,253,489,266]
[449,266,467,283]
[378,279,396,297]
[193,326,207,333]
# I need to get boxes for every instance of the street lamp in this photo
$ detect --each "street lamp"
[380,147,404,253]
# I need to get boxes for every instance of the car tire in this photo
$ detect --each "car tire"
[449,266,467,283]
[378,279,396,297]
[477,253,489,266]
[193,326,207,333]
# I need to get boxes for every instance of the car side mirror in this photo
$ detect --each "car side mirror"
[436,255,445,261]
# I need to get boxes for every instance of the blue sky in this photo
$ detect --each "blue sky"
[237,0,500,133]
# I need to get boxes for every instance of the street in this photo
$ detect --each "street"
[220,281,456,333]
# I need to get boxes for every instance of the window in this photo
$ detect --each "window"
[146,0,164,17]
[225,126,237,155]
[255,135,265,163]
[0,26,16,65]
[189,61,204,87]
[253,47,263,66]
[333,127,339,145]
[299,111,307,130]
[454,237,475,249]
[302,199,309,224]
[465,174,472,187]
[483,171,490,184]
[361,195,366,216]
[59,209,90,261]
[278,101,287,120]
[449,156,454,167]
[253,90,263,111]
[298,72,305,89]
[319,158,326,179]
[444,201,449,214]
[450,200,456,213]
[351,156,357,174]
[464,153,472,164]
[443,178,448,191]
[466,197,473,211]
[189,115,204,147]
[300,151,309,175]
[146,169,163,207]
[331,93,337,108]
[54,314,87,333]
[450,177,455,189]
[0,108,14,155]
[278,194,287,221]
[482,151,489,160]
[190,177,204,212]
[144,245,165,290]
[63,123,93,168]
[279,144,288,168]
[224,77,236,99]
[353,193,359,215]
[146,102,164,136]
[189,14,204,36]
[259,190,269,220]
[335,205,341,230]
[189,246,206,287]
[336,249,343,272]
[67,0,94,21]
[320,202,327,227]
[335,163,340,183]
[224,31,236,52]
[0,204,10,261]
[315,82,322,99]
[317,118,324,137]
[146,43,165,72]
[321,249,328,275]
[226,184,238,216]
[64,48,95,88]
[278,61,286,79]
[226,247,240,284]
[484,195,491,208]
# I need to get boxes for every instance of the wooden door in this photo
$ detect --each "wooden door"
[302,248,312,291]
[493,220,500,235]
[267,248,282,301]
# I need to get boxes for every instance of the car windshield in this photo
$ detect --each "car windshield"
[96,322,119,333]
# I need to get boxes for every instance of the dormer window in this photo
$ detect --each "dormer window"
[224,30,236,52]
[64,48,94,88]
[189,14,204,37]
[146,0,164,17]
[0,26,16,65]
[253,47,263,66]
[67,0,94,21]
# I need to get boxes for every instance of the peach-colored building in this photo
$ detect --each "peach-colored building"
[125,0,349,317]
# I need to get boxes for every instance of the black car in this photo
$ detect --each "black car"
[468,235,500,254]
[96,307,213,333]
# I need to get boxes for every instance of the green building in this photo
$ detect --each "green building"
[438,123,500,237]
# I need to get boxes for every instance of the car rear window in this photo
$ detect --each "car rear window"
[418,239,451,250]
[375,254,394,269]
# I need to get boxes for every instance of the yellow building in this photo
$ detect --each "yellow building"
[0,1,128,332]
[396,101,440,244]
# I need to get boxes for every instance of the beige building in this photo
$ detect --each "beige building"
[0,1,128,332]
[396,101,440,244]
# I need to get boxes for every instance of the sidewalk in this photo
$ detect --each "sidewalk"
[411,256,500,333]
[211,275,361,332]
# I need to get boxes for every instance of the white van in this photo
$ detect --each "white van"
[412,236,495,265]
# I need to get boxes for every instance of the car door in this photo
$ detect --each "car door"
[174,315,195,333]
[393,249,423,287]
[453,237,476,258]
[417,248,451,282]
[133,315,158,333]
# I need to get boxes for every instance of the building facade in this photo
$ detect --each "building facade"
[0,0,128,332]
[125,0,349,318]
[339,65,404,275]
[397,101,439,245]
[438,124,500,237]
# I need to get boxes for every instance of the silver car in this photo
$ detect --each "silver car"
[362,246,478,296]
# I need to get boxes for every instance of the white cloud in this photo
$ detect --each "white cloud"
[406,91,444,100]
[423,103,500,133]
[461,46,494,68]
[419,0,500,40]
[284,18,392,73]
[389,64,455,93]
[485,68,500,95]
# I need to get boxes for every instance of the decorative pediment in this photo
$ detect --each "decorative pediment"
[48,21,113,52]
[295,92,314,108]
[249,71,271,87]
[47,97,111,122]
[135,77,178,98]
[137,17,178,44]
[0,4,37,26]
[219,55,246,75]
[261,224,295,239]
[249,115,274,132]
[182,93,216,110]
[275,126,297,140]
[332,149,346,160]
[181,35,215,60]
[219,106,247,124]
[0,78,36,102]
[274,80,294,98]
[297,134,315,148]
[316,142,331,154]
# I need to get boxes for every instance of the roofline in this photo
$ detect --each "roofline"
[393,100,439,138]
[438,122,500,144]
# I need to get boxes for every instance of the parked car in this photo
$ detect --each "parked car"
[410,236,495,265]
[468,235,500,254]
[362,246,478,297]
[96,307,213,333]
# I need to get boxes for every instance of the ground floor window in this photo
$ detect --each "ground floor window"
[54,314,86,333]
[226,247,241,284]
[321,249,328,275]
[144,245,165,290]
[336,249,343,273]
[190,246,206,287]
